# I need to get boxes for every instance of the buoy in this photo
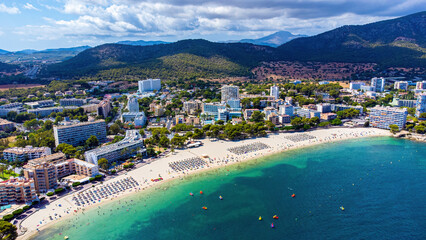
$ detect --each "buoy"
[259,216,262,221]
[202,206,207,210]
[271,223,275,228]
[200,191,203,194]
[273,215,279,219]
[219,196,223,200]
[340,206,345,211]
[189,192,194,196]
[291,194,296,198]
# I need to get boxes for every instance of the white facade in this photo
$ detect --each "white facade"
[84,130,145,166]
[416,81,426,90]
[221,85,239,102]
[371,77,385,92]
[369,107,408,130]
[279,104,294,117]
[270,85,279,100]
[53,120,107,147]
[3,146,51,162]
[138,79,161,92]
[128,97,139,112]
[350,82,366,90]
[394,81,408,90]
[416,93,426,118]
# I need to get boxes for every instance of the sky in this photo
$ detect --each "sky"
[0,0,425,51]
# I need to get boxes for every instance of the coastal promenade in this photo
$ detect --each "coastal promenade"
[19,127,390,240]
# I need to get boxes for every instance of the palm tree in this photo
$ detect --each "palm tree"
[0,165,5,179]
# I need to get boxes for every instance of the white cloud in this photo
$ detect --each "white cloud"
[13,0,426,44]
[23,3,40,11]
[0,3,20,14]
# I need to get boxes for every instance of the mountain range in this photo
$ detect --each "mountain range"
[3,11,426,81]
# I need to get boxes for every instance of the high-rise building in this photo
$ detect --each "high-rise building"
[371,77,386,92]
[53,120,107,147]
[394,81,408,90]
[138,79,161,92]
[85,130,145,166]
[416,93,426,117]
[369,107,408,130]
[0,178,37,206]
[97,100,111,118]
[23,153,98,193]
[183,101,201,114]
[24,160,57,193]
[221,85,239,102]
[3,146,51,162]
[270,85,279,100]
[416,81,426,90]
[279,104,294,117]
[128,97,139,112]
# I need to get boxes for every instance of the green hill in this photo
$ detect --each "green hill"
[44,12,426,80]
[44,39,278,80]
[278,11,426,67]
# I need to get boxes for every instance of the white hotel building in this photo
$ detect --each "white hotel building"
[138,79,161,93]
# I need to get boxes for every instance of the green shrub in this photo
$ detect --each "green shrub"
[89,177,95,182]
[54,188,64,194]
[46,192,54,196]
[2,214,14,221]
[31,200,40,205]
[95,174,103,180]
[23,205,30,211]
[72,182,81,187]
[110,170,116,174]
[12,209,23,216]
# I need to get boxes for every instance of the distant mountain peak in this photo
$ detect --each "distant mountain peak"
[116,40,170,46]
[237,31,308,47]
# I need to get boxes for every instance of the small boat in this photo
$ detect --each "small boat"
[219,196,223,200]
[273,215,279,219]
[271,223,275,228]
[64,237,69,240]
[202,206,208,210]
[340,206,345,211]
[189,192,194,196]
[291,194,296,198]
[259,216,262,221]
[200,191,204,194]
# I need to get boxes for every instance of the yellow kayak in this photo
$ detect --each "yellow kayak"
[258,216,262,221]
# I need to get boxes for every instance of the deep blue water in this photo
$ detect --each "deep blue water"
[33,137,426,240]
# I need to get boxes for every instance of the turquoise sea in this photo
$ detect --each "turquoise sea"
[32,137,426,240]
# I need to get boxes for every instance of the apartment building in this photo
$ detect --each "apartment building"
[84,130,145,166]
[60,98,86,106]
[3,146,51,162]
[394,81,408,90]
[270,85,279,100]
[0,103,25,117]
[53,120,107,147]
[221,85,239,102]
[416,93,426,117]
[369,107,408,130]
[23,153,97,193]
[138,79,161,92]
[97,100,111,118]
[0,178,37,206]
[371,77,385,92]
[0,118,14,131]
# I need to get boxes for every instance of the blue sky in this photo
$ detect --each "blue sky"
[0,0,425,51]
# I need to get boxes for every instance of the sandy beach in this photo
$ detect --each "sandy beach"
[19,127,391,240]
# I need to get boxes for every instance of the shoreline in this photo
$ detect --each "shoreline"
[20,127,392,240]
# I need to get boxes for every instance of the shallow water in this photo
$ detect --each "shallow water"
[32,137,426,240]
